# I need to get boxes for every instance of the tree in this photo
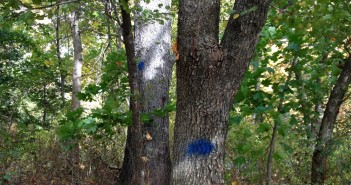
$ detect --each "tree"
[311,54,351,184]
[117,0,144,184]
[69,3,83,184]
[54,0,66,107]
[172,0,271,184]
[118,0,173,184]
[70,4,83,110]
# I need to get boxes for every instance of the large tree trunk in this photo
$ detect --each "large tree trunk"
[311,56,351,184]
[135,0,173,184]
[119,0,173,184]
[69,6,83,184]
[172,0,271,184]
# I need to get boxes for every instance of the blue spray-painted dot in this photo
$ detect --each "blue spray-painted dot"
[138,61,145,71]
[186,139,214,156]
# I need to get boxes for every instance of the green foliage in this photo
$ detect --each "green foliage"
[1,0,351,184]
[226,0,351,183]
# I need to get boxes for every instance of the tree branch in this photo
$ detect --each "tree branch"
[20,0,80,10]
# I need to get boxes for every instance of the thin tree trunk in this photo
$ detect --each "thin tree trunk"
[42,83,47,126]
[70,7,83,110]
[110,0,123,49]
[172,0,271,184]
[55,1,65,107]
[69,5,83,184]
[266,58,296,185]
[104,0,112,51]
[311,54,327,137]
[311,55,351,184]
[118,0,144,184]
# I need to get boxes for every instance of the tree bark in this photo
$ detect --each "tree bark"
[135,0,173,184]
[118,0,173,184]
[311,55,351,184]
[55,1,65,107]
[69,5,83,184]
[172,0,271,184]
[70,6,83,110]
[118,0,145,184]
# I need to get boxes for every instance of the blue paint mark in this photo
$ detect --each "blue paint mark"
[186,139,214,156]
[138,61,145,71]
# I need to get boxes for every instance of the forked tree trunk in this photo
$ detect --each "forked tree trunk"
[172,0,271,184]
[311,56,351,184]
[119,0,173,184]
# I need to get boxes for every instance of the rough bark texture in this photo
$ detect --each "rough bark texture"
[172,0,271,184]
[311,56,351,184]
[69,6,83,184]
[118,0,144,184]
[119,0,172,184]
[135,0,173,184]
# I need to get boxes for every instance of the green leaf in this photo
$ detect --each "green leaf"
[289,116,298,126]
[265,67,275,74]
[226,9,237,15]
[32,0,42,5]
[164,102,176,112]
[240,6,258,16]
[253,92,263,100]
[254,106,268,113]
[256,123,271,133]
[83,120,97,134]
[280,142,294,154]
[273,151,284,161]
[234,156,246,165]
[242,128,252,138]
[322,14,332,20]
[230,116,242,125]
[141,113,153,124]
[261,79,271,86]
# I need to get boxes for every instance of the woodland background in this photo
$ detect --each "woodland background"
[1,0,351,184]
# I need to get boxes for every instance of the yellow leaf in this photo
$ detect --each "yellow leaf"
[299,1,306,6]
[44,61,52,67]
[233,14,240,19]
[232,181,237,185]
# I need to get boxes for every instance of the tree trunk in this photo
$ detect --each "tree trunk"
[69,6,83,184]
[311,55,351,184]
[119,0,173,184]
[55,1,65,107]
[70,6,83,110]
[118,0,145,184]
[266,58,296,185]
[137,0,173,184]
[172,0,271,184]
